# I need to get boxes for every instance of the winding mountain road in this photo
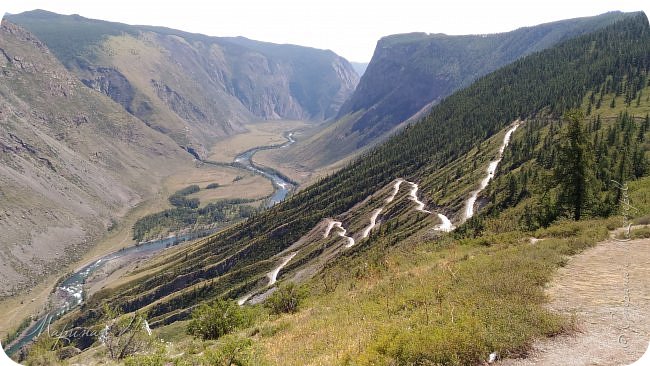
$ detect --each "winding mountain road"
[407,181,431,213]
[464,121,520,221]
[361,208,384,239]
[324,220,356,248]
[240,122,521,306]
[267,252,298,286]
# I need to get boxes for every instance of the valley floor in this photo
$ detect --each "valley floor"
[500,232,650,365]
[0,121,308,342]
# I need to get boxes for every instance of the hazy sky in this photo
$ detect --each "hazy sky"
[2,1,649,62]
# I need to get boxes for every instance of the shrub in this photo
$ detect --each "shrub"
[631,227,650,239]
[175,185,201,196]
[265,283,307,315]
[186,300,250,340]
[124,352,165,366]
[169,185,201,208]
[100,309,153,360]
[206,183,220,189]
[22,335,59,366]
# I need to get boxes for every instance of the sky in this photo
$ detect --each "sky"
[1,1,649,62]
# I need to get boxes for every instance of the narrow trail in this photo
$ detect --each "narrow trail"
[435,213,455,232]
[385,179,405,203]
[237,293,253,306]
[361,208,383,239]
[463,121,520,222]
[407,181,431,213]
[238,249,298,306]
[323,220,356,248]
[498,234,650,365]
[267,252,298,286]
[323,178,455,248]
[404,180,454,231]
[323,220,338,238]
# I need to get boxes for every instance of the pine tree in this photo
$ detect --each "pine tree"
[554,110,595,220]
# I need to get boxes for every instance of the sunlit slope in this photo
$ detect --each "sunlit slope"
[65,13,650,336]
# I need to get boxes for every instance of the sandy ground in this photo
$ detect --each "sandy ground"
[499,235,650,365]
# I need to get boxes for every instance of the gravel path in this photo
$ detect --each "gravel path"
[499,237,650,365]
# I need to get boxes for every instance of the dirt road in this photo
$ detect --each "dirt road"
[500,236,650,365]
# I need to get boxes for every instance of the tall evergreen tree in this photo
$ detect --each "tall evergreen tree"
[554,110,595,220]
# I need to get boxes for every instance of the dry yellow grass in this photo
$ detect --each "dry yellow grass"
[170,164,273,204]
[209,120,308,163]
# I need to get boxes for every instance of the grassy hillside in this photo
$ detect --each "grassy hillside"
[54,12,649,325]
[59,78,650,366]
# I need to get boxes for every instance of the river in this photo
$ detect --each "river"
[232,131,296,206]
[4,131,297,356]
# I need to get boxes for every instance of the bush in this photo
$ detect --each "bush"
[631,227,650,239]
[175,185,201,196]
[202,335,268,366]
[169,195,200,208]
[206,183,220,189]
[22,335,59,366]
[186,300,250,340]
[100,308,153,360]
[124,352,165,366]
[169,185,201,208]
[265,283,307,315]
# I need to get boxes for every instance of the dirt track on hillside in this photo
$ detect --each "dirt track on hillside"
[499,235,650,365]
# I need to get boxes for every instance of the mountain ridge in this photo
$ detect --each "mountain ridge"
[274,11,638,170]
[6,10,360,157]
[0,19,191,296]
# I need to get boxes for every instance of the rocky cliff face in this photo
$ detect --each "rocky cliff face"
[223,37,360,120]
[7,11,360,157]
[0,20,189,296]
[278,11,634,169]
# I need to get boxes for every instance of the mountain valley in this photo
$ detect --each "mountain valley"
[1,8,649,366]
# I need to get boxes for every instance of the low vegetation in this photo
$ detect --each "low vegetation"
[168,185,201,209]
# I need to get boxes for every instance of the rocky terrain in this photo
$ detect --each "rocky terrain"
[0,20,190,296]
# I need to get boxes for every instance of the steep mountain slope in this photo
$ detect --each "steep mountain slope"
[0,20,190,296]
[62,12,650,341]
[350,62,368,76]
[277,11,635,169]
[6,10,359,157]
